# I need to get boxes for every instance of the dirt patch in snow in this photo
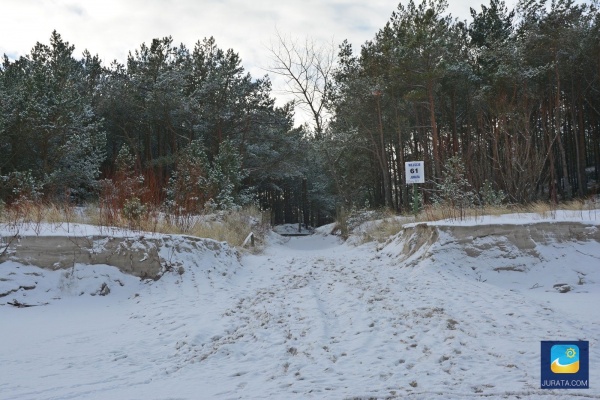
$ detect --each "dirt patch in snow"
[0,234,235,279]
[0,235,162,278]
[441,222,600,250]
[388,221,600,264]
[396,223,439,263]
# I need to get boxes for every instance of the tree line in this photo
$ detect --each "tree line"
[0,31,323,224]
[326,0,599,210]
[1,0,599,226]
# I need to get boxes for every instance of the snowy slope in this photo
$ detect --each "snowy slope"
[1,213,599,399]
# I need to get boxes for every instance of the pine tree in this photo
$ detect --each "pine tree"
[164,140,210,214]
[0,31,106,200]
[207,140,250,211]
[433,156,475,219]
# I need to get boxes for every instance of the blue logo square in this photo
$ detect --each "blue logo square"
[541,341,589,389]
[551,344,579,373]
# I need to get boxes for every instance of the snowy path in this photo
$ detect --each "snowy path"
[1,231,599,399]
[218,234,599,399]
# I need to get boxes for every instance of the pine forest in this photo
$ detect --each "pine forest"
[1,0,599,226]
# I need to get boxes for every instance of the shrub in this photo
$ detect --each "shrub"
[432,156,476,220]
[122,197,147,225]
[479,179,506,207]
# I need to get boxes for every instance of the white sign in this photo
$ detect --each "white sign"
[405,161,425,184]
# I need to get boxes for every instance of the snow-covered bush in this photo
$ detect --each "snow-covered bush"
[122,197,147,223]
[0,170,45,203]
[165,139,251,218]
[163,140,211,219]
[432,156,476,220]
[207,140,251,211]
[479,179,507,207]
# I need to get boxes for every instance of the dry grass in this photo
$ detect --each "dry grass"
[358,217,405,244]
[342,198,600,244]
[419,203,512,222]
[2,198,598,248]
[416,199,599,223]
[185,208,270,250]
[0,201,269,250]
[335,207,406,242]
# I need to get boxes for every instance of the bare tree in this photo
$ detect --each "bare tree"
[266,29,335,137]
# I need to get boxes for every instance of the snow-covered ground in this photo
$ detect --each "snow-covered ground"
[1,212,599,399]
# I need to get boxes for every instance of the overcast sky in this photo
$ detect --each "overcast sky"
[1,0,518,124]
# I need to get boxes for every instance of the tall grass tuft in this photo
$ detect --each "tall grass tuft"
[1,201,269,250]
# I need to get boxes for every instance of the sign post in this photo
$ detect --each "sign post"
[405,161,425,215]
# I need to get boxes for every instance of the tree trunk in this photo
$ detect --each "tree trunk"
[554,60,571,199]
[451,89,459,156]
[575,95,587,196]
[375,95,393,209]
[427,81,441,179]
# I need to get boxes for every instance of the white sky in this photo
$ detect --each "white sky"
[1,0,518,124]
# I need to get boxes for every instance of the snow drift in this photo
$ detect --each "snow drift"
[1,224,241,306]
[385,220,600,294]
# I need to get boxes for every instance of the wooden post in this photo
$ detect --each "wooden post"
[242,232,255,248]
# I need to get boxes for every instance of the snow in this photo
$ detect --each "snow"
[1,212,599,399]
[404,209,600,227]
[0,221,167,238]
